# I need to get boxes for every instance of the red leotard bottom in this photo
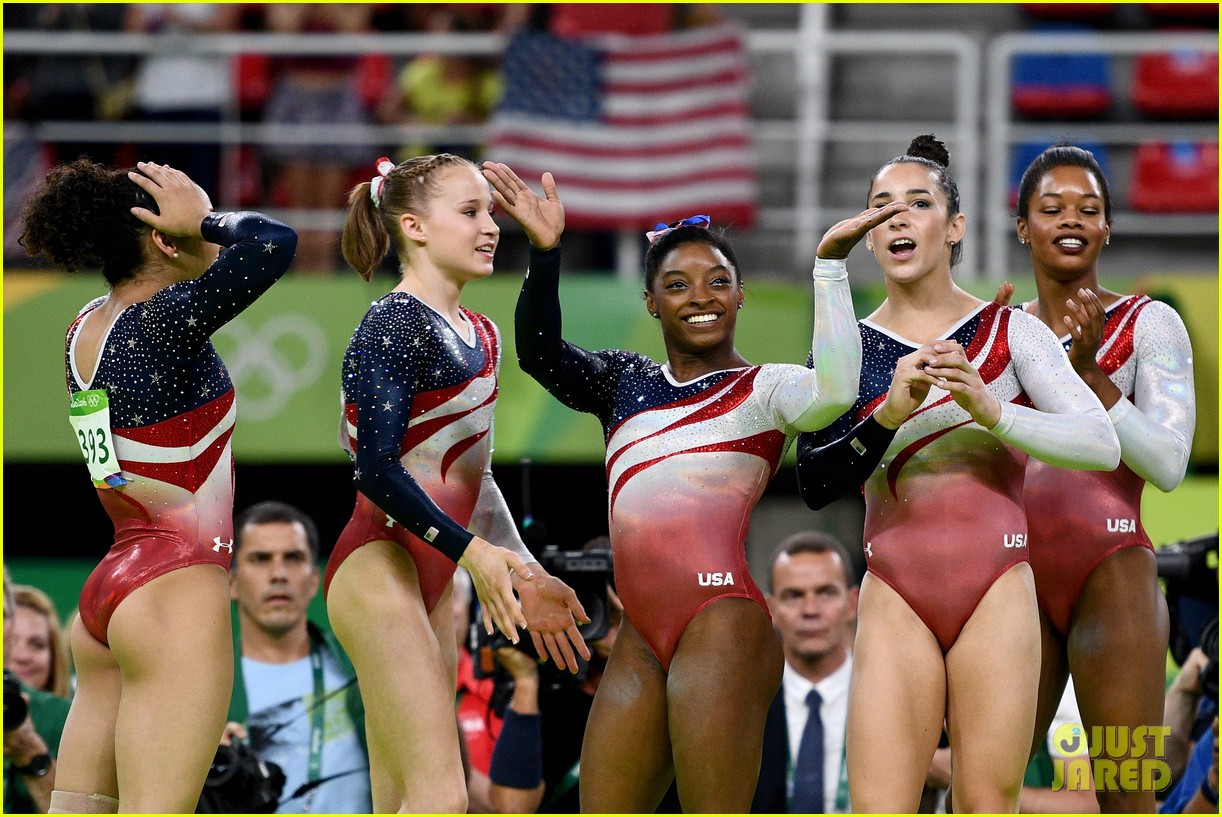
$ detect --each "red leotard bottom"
[324,493,457,614]
[79,530,231,647]
[1025,462,1152,636]
[864,475,1030,653]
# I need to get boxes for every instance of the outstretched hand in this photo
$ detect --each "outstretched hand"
[817,201,909,260]
[993,281,1015,307]
[513,568,592,673]
[458,537,531,641]
[482,162,564,251]
[127,161,212,239]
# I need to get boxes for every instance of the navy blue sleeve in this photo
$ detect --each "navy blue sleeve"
[140,211,297,354]
[514,244,626,420]
[796,412,897,511]
[349,300,474,562]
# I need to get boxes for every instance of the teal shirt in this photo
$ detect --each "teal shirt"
[227,619,367,757]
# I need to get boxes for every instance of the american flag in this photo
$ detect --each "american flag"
[487,23,758,231]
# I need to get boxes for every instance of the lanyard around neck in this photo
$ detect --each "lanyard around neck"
[307,641,325,784]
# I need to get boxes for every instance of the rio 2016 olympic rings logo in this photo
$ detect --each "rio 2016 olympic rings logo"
[214,314,329,422]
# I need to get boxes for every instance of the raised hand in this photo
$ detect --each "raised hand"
[512,568,592,673]
[482,162,564,251]
[817,201,909,260]
[458,537,531,641]
[127,161,213,239]
[922,341,1003,429]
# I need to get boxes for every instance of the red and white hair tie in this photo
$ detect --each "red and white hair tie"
[369,157,395,207]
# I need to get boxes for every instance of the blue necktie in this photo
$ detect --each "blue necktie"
[791,688,825,813]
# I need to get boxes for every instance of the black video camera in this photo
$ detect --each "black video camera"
[3,670,28,731]
[473,544,614,683]
[196,742,286,814]
[1157,532,1219,668]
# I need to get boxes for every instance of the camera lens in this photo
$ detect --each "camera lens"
[3,670,29,732]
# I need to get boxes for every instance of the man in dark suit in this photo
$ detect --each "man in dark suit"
[752,532,858,814]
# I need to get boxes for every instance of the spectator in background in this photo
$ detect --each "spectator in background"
[377,6,502,162]
[487,537,681,813]
[1164,619,1219,784]
[7,585,72,699]
[1161,717,1218,814]
[6,3,134,167]
[222,501,371,814]
[263,4,376,273]
[4,568,70,815]
[753,532,858,814]
[124,4,239,202]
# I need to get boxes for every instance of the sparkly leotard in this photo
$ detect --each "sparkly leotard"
[516,246,860,669]
[798,303,1121,652]
[1024,295,1195,634]
[66,212,297,645]
[324,294,531,613]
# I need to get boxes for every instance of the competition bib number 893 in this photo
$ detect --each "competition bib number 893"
[69,389,128,489]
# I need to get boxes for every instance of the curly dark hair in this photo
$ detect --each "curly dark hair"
[642,225,743,292]
[869,134,963,267]
[19,159,159,286]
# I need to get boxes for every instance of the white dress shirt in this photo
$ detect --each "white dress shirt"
[782,654,853,813]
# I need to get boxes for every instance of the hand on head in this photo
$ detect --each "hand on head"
[127,162,212,240]
[481,162,565,251]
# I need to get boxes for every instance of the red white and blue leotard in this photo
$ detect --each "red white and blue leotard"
[798,303,1120,652]
[324,293,532,613]
[65,212,297,645]
[516,246,860,669]
[1024,295,1195,634]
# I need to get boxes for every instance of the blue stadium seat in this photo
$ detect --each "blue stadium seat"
[1011,26,1112,119]
[1008,140,1111,209]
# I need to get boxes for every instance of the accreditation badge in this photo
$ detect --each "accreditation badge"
[68,389,128,489]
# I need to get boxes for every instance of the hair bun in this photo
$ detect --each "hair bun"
[906,134,950,168]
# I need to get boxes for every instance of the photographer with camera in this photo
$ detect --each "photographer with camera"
[213,501,371,814]
[4,569,70,814]
[484,539,679,813]
[1159,616,1219,812]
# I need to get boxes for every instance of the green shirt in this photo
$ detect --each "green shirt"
[3,684,71,814]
